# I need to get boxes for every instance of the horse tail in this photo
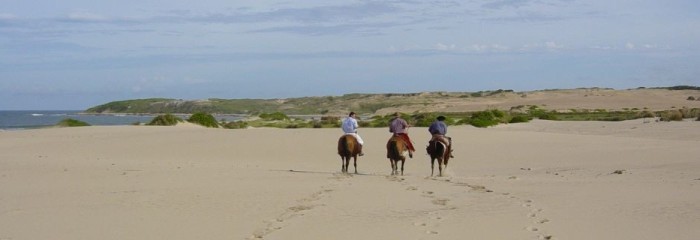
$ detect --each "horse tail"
[429,140,445,158]
[436,141,445,158]
[338,136,349,156]
[388,140,399,159]
[387,138,405,160]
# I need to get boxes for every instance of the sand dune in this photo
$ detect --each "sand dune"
[375,88,700,114]
[1,119,699,239]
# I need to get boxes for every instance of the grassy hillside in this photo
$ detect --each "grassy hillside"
[85,91,508,115]
[84,87,700,116]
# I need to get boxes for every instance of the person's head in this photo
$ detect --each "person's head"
[349,112,356,117]
[393,112,401,118]
[436,116,446,121]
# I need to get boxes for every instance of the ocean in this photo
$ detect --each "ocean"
[0,111,245,130]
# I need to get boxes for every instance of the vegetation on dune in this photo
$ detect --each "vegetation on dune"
[222,121,249,129]
[464,110,509,128]
[259,112,290,121]
[664,85,700,91]
[82,87,700,129]
[56,118,90,127]
[147,114,182,126]
[188,112,219,128]
[508,115,532,123]
[138,106,700,129]
[83,90,521,115]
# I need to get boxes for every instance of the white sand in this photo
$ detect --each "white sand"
[1,119,699,240]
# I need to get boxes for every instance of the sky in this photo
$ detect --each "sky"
[1,0,699,110]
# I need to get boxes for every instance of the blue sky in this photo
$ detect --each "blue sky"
[1,0,699,110]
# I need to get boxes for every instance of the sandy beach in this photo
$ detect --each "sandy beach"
[1,119,699,240]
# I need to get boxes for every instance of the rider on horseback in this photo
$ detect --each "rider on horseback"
[342,112,364,156]
[428,115,454,158]
[389,112,415,158]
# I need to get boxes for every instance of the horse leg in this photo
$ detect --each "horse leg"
[353,156,358,174]
[438,158,444,177]
[340,157,345,173]
[389,159,394,175]
[431,157,435,176]
[400,159,405,176]
[393,160,398,175]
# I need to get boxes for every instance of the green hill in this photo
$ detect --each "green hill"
[84,92,489,115]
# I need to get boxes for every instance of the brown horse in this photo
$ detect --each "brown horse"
[337,134,361,173]
[426,140,451,176]
[386,135,409,175]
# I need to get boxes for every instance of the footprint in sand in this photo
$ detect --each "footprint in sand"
[539,234,553,239]
[385,175,405,182]
[249,185,335,239]
[288,205,314,212]
[468,184,492,193]
[431,198,449,206]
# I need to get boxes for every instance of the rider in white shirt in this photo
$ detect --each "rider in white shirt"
[341,112,364,156]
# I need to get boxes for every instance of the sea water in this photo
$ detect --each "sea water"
[0,111,245,130]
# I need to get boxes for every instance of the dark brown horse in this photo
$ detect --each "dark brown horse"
[386,135,409,175]
[426,140,451,176]
[338,135,361,173]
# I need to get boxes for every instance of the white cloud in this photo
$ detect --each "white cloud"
[626,42,635,49]
[471,44,510,52]
[544,41,564,50]
[435,43,456,51]
[519,42,563,52]
[589,45,615,50]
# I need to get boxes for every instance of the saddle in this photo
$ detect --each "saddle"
[339,134,363,156]
[427,137,454,158]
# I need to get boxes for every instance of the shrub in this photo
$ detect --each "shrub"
[147,114,182,126]
[490,109,506,118]
[223,121,248,129]
[527,106,558,120]
[320,116,340,125]
[259,112,289,121]
[684,108,700,119]
[367,114,397,127]
[468,110,500,128]
[358,121,371,128]
[188,112,219,128]
[56,118,90,127]
[509,115,531,123]
[470,118,498,128]
[320,115,339,121]
[411,113,437,127]
[637,111,655,118]
[660,110,683,122]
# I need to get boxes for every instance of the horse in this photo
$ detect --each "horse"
[337,134,361,174]
[426,139,451,177]
[386,135,410,175]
